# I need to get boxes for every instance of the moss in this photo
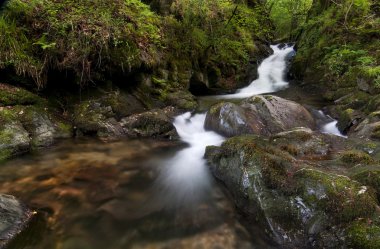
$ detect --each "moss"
[340,150,375,165]
[222,135,295,191]
[352,168,380,201]
[0,84,43,106]
[371,125,380,140]
[295,169,378,222]
[347,221,380,249]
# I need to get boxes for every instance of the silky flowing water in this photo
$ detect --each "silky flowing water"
[1,44,344,248]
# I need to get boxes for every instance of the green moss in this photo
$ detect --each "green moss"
[340,150,375,165]
[0,84,43,106]
[371,125,380,140]
[347,221,380,249]
[295,169,378,222]
[352,168,380,200]
[222,135,295,191]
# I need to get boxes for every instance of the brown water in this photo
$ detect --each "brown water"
[0,138,274,249]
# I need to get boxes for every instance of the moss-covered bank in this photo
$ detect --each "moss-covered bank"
[0,0,273,93]
[293,0,379,134]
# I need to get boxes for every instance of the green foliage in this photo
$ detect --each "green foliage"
[266,0,313,39]
[166,0,273,69]
[0,0,163,87]
[0,0,273,89]
[294,0,380,94]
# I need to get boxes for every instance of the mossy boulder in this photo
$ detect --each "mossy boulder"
[205,135,379,247]
[0,104,72,161]
[353,115,380,140]
[336,108,362,134]
[120,107,179,139]
[73,100,123,137]
[351,166,380,201]
[347,221,380,249]
[295,169,377,223]
[340,150,375,165]
[205,95,315,137]
[0,194,35,248]
[0,121,30,161]
[0,83,43,107]
[270,128,333,158]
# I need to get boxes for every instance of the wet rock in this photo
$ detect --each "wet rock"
[205,95,315,137]
[270,128,332,158]
[0,83,73,160]
[101,91,146,119]
[120,107,179,139]
[352,111,380,140]
[337,108,362,134]
[0,121,30,161]
[204,102,259,137]
[0,105,73,156]
[0,194,34,248]
[351,166,380,201]
[74,100,122,137]
[165,90,197,111]
[340,150,374,165]
[205,135,379,248]
[347,221,380,249]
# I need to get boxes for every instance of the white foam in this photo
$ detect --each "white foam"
[219,44,295,99]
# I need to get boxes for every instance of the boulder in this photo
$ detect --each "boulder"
[352,111,380,140]
[205,135,379,248]
[0,194,34,248]
[73,100,123,137]
[0,83,43,107]
[0,105,72,160]
[120,107,179,139]
[0,122,30,161]
[205,95,315,137]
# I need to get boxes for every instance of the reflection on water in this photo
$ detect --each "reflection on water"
[0,138,272,249]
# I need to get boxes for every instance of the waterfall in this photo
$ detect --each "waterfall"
[151,113,224,209]
[220,44,295,99]
[153,44,344,210]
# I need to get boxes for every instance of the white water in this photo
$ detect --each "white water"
[154,44,345,209]
[152,44,296,208]
[322,120,347,138]
[317,110,347,138]
[219,44,295,99]
[153,113,224,208]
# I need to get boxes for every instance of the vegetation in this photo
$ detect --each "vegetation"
[294,0,379,93]
[0,0,273,89]
[266,0,313,40]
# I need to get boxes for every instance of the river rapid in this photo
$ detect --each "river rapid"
[1,44,345,249]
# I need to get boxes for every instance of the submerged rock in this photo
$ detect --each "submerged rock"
[0,194,34,248]
[205,95,315,137]
[205,135,379,248]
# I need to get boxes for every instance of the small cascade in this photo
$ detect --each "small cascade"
[152,113,224,208]
[315,110,347,138]
[156,44,296,209]
[220,44,295,99]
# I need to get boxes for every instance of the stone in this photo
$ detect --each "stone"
[0,194,34,248]
[0,122,30,161]
[205,95,315,137]
[205,135,379,248]
[120,107,179,139]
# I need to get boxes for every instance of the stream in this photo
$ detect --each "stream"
[1,44,344,249]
